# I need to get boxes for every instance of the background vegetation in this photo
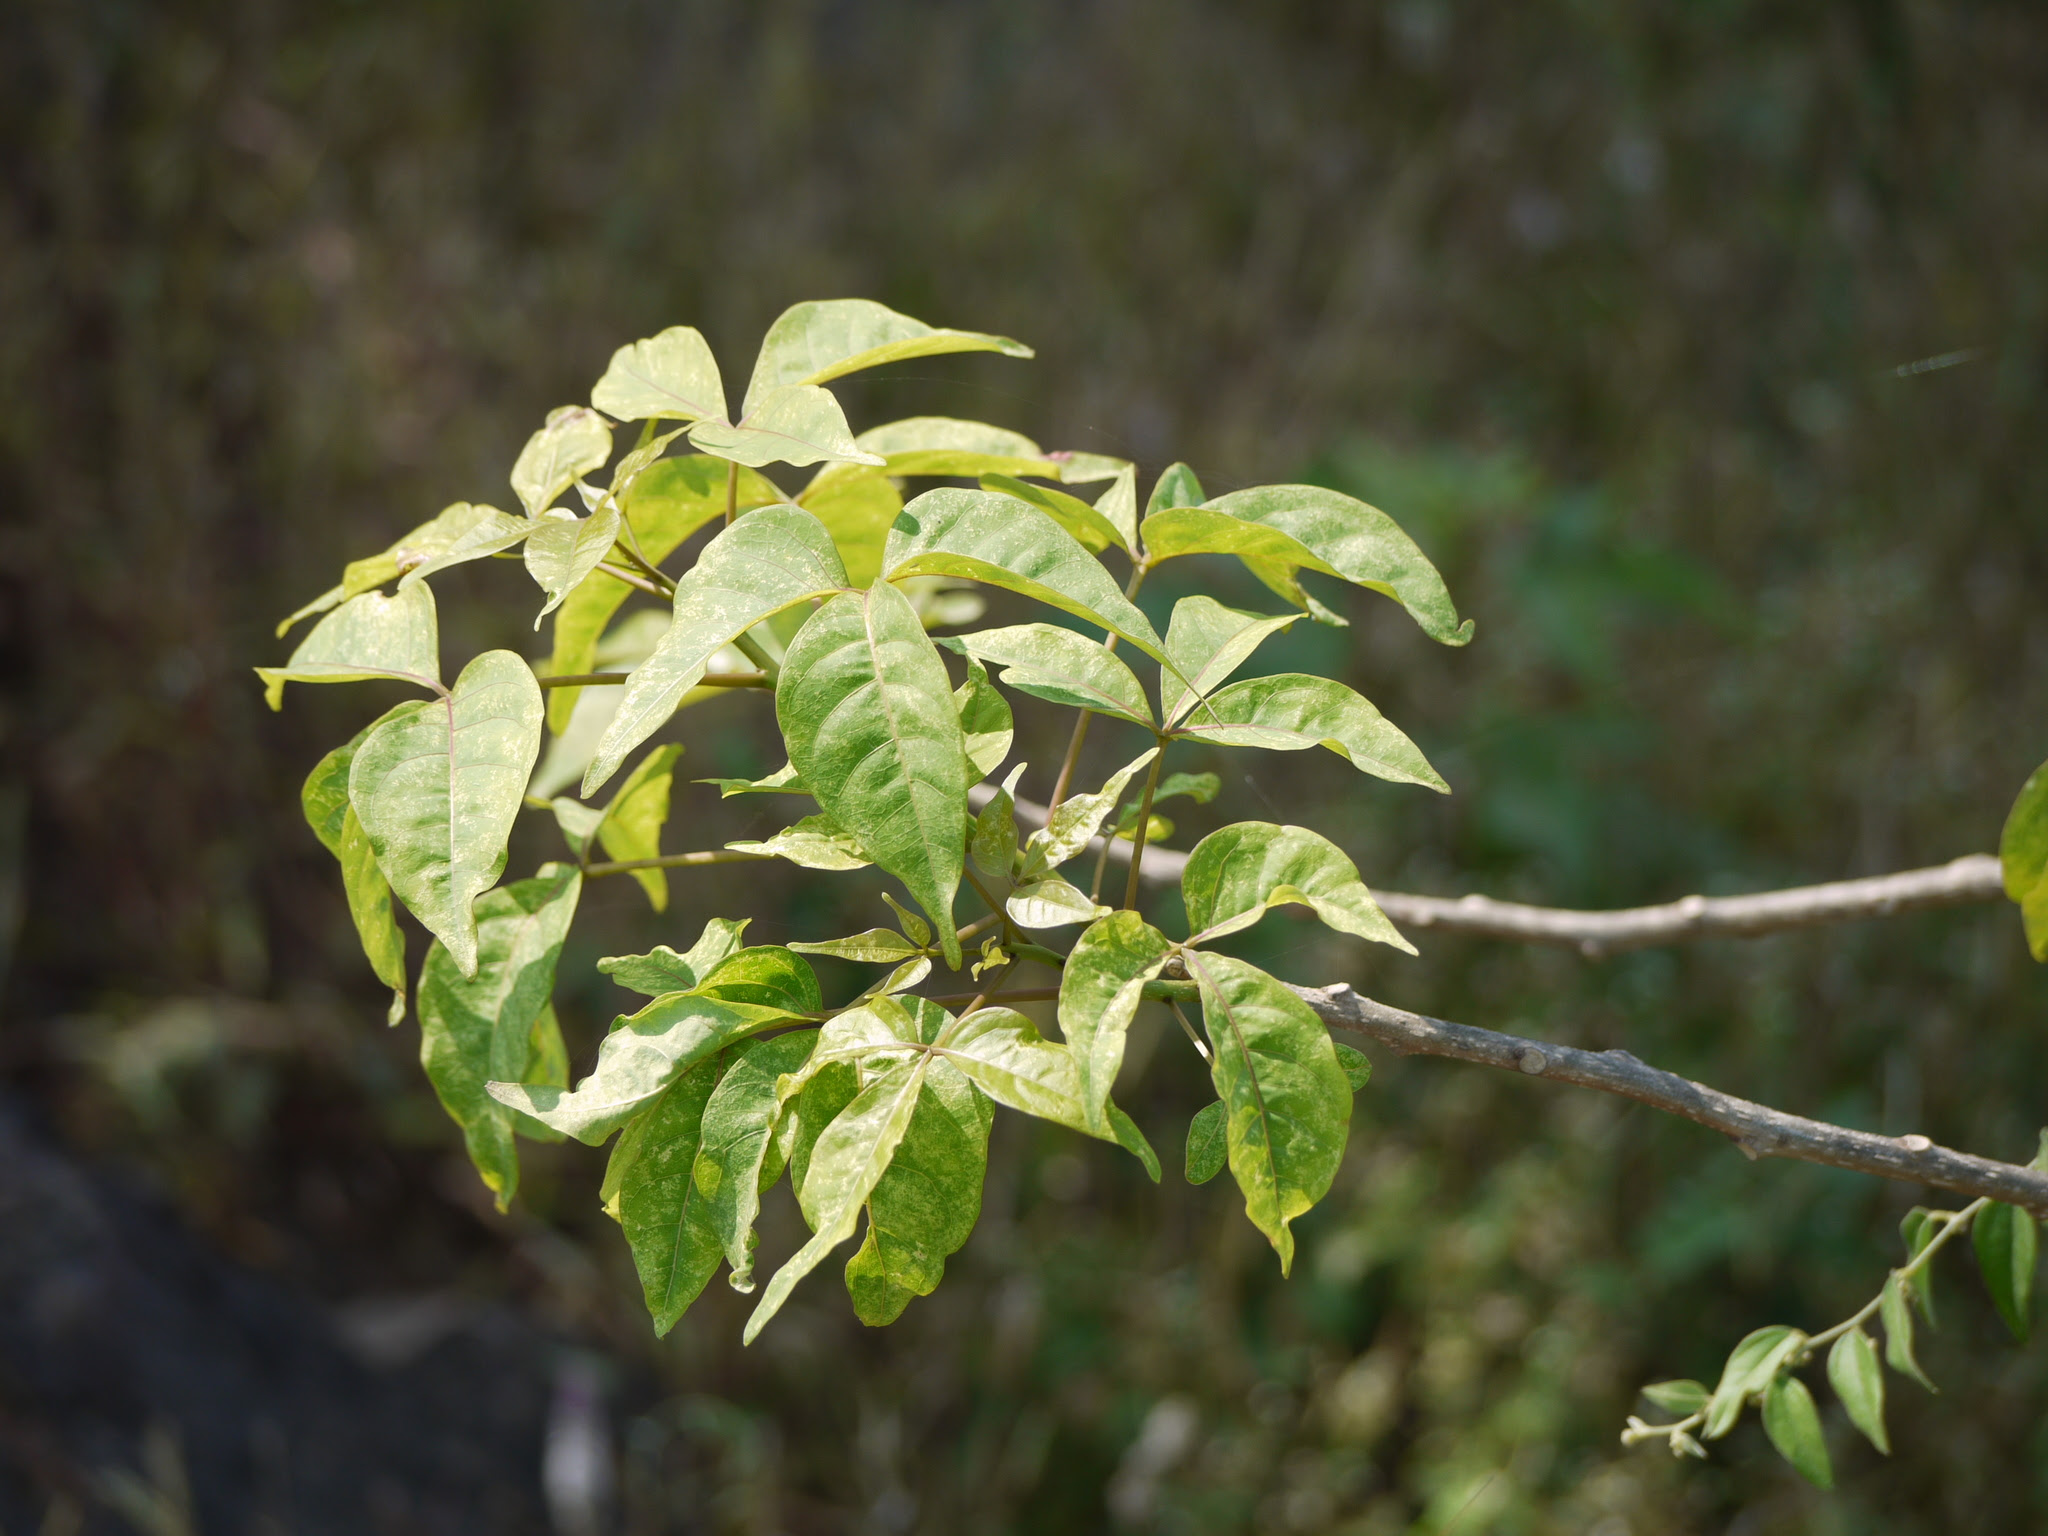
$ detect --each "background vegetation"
[3,1,2046,1531]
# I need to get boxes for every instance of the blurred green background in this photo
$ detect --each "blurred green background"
[4,1,2047,1532]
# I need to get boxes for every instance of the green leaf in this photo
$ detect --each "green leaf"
[1184,952,1352,1275]
[594,743,684,910]
[486,990,790,1145]
[591,325,727,424]
[777,583,969,968]
[689,384,884,471]
[616,1054,726,1334]
[845,1059,991,1325]
[523,503,623,624]
[1999,760,2048,960]
[545,456,780,732]
[599,918,751,995]
[1091,464,1140,551]
[1005,873,1109,930]
[1160,596,1300,727]
[692,946,823,1018]
[979,473,1128,554]
[1333,1042,1372,1091]
[584,506,848,795]
[1112,771,1219,838]
[1702,1325,1806,1439]
[788,929,927,965]
[1058,912,1174,1134]
[1827,1329,1889,1455]
[258,583,441,710]
[393,505,534,588]
[1880,1275,1938,1393]
[1762,1376,1833,1489]
[954,657,1015,780]
[883,488,1169,661]
[744,299,1031,414]
[838,415,1057,481]
[939,1006,1153,1172]
[971,764,1025,879]
[1142,484,1472,646]
[1973,1201,2037,1342]
[700,762,809,798]
[276,502,528,636]
[745,1055,929,1343]
[416,865,582,1209]
[1640,1380,1710,1416]
[512,405,612,518]
[726,812,871,870]
[349,650,543,977]
[1181,821,1414,953]
[1184,1101,1227,1185]
[942,624,1155,727]
[1172,674,1447,792]
[550,796,604,859]
[797,465,903,589]
[1900,1208,1940,1324]
[1146,462,1205,518]
[1022,748,1159,872]
[878,893,933,949]
[302,715,411,1023]
[692,1030,820,1293]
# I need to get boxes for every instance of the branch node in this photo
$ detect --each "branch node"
[1898,1133,1933,1153]
[1516,1047,1549,1076]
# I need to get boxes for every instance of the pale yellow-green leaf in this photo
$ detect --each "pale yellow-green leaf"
[257,583,441,710]
[591,325,727,424]
[689,384,883,470]
[523,503,623,625]
[1181,821,1413,952]
[1171,674,1446,791]
[725,812,872,871]
[744,299,1031,414]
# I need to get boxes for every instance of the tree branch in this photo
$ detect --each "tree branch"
[972,785,2007,955]
[1296,983,2048,1217]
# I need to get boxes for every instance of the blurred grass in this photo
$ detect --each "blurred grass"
[3,0,2048,1531]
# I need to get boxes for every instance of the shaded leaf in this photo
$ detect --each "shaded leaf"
[883,488,1168,660]
[943,624,1154,727]
[938,1006,1153,1175]
[1146,462,1205,517]
[846,1060,990,1325]
[1900,1208,1940,1324]
[1703,1325,1805,1439]
[1827,1329,1889,1455]
[524,503,623,624]
[797,465,903,588]
[954,657,1015,779]
[744,299,1031,414]
[616,1054,726,1334]
[349,651,543,976]
[971,763,1026,879]
[1762,1376,1833,1489]
[689,384,883,470]
[1973,1200,2037,1342]
[417,865,582,1209]
[512,405,612,518]
[1023,748,1158,872]
[692,1030,820,1292]
[1185,1101,1226,1185]
[1058,912,1174,1133]
[258,583,441,710]
[979,473,1127,553]
[726,812,873,871]
[591,325,727,424]
[302,714,411,1023]
[1173,674,1446,791]
[1181,821,1413,952]
[1333,1042,1372,1091]
[692,946,823,1018]
[1881,1276,1938,1393]
[1640,1380,1710,1416]
[1160,595,1299,727]
[393,505,534,588]
[878,893,933,949]
[777,584,969,967]
[1185,952,1352,1275]
[585,506,848,795]
[594,743,684,910]
[2000,759,2048,960]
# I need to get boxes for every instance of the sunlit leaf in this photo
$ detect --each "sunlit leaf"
[777,583,969,967]
[599,918,751,996]
[846,1060,991,1325]
[585,506,849,795]
[883,488,1168,661]
[1146,462,1205,517]
[302,712,412,1023]
[1703,1325,1805,1439]
[726,812,872,870]
[942,624,1154,727]
[1172,674,1446,791]
[349,650,542,976]
[1006,872,1109,930]
[979,473,1127,554]
[700,761,809,798]
[690,384,884,471]
[591,325,728,424]
[1185,1101,1226,1185]
[257,583,441,710]
[693,1030,820,1293]
[1185,952,1351,1275]
[417,865,582,1209]
[1022,748,1158,871]
[691,946,824,1019]
[1181,821,1413,952]
[616,1053,725,1334]
[394,506,534,588]
[954,657,1015,780]
[1160,595,1299,727]
[277,502,528,636]
[798,465,903,588]
[836,415,1056,481]
[1762,1376,1833,1489]
[1058,912,1174,1133]
[524,503,623,624]
[512,405,612,518]
[1973,1201,2037,1342]
[744,299,1031,414]
[1827,1329,1889,1455]
[788,929,927,965]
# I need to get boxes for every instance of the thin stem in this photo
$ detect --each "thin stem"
[732,630,780,679]
[1048,562,1149,812]
[1088,833,1116,903]
[1803,1198,1987,1353]
[616,540,676,595]
[962,863,1009,921]
[1169,999,1211,1062]
[724,458,739,526]
[920,986,1060,1009]
[1122,746,1165,911]
[593,561,667,600]
[956,911,1004,945]
[537,670,770,690]
[582,849,773,878]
